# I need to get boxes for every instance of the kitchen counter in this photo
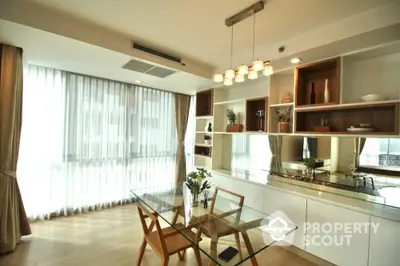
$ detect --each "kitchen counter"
[211,168,400,222]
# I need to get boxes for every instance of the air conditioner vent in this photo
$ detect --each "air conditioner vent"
[133,42,182,64]
[122,59,177,78]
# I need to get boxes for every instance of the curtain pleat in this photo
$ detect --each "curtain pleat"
[174,94,191,186]
[18,65,177,220]
[269,135,282,173]
[0,44,31,254]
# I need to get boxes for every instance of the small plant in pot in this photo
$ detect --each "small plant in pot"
[226,109,237,125]
[275,106,292,133]
[204,135,212,145]
[303,157,317,179]
[185,168,212,207]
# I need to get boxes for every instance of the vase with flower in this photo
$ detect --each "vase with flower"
[185,168,212,207]
[275,106,292,133]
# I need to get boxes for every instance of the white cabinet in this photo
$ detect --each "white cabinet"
[211,173,264,211]
[263,187,307,249]
[369,216,400,266]
[306,200,370,266]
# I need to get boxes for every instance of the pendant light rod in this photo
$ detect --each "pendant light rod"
[225,1,265,27]
[230,25,233,68]
[252,13,256,61]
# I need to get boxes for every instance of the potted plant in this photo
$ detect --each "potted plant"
[185,168,212,207]
[204,135,212,145]
[275,106,292,133]
[303,157,317,179]
[226,109,237,125]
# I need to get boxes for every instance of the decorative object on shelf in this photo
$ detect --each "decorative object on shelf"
[226,109,237,124]
[185,168,212,207]
[310,82,316,104]
[324,79,330,103]
[207,122,212,132]
[361,94,383,102]
[204,135,212,145]
[275,106,292,133]
[314,126,330,132]
[226,109,244,132]
[347,124,374,132]
[303,157,317,179]
[203,190,209,209]
[281,92,293,103]
[256,110,265,131]
[212,1,273,85]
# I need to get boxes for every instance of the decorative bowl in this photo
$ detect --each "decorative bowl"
[361,94,383,102]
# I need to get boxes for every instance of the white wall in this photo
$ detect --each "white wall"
[342,53,400,103]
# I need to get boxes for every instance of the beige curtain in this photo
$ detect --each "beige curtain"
[268,135,283,173]
[0,44,31,254]
[174,93,191,186]
[353,137,367,168]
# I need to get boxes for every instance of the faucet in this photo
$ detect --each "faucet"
[364,176,375,190]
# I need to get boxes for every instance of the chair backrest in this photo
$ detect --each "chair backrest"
[137,202,168,257]
[209,187,245,224]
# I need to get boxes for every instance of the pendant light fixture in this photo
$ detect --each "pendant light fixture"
[212,1,273,85]
[263,61,274,76]
[251,13,263,73]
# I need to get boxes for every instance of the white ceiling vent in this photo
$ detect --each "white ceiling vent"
[122,59,177,78]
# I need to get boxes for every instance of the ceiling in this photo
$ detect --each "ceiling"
[0,19,215,94]
[32,0,395,71]
[0,0,399,94]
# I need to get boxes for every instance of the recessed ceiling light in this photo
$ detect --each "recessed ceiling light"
[135,80,142,83]
[290,58,301,64]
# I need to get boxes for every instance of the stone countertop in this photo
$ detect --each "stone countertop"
[210,168,400,222]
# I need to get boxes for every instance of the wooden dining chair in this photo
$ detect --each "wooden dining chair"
[136,202,203,266]
[201,187,245,261]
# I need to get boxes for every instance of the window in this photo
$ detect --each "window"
[18,65,178,219]
[360,138,400,170]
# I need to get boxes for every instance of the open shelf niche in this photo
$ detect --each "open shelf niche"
[196,89,213,117]
[295,57,340,107]
[295,101,399,135]
[246,97,268,132]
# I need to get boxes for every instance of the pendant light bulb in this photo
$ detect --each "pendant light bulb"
[248,69,258,80]
[252,60,264,71]
[238,64,248,75]
[213,73,224,82]
[224,77,233,86]
[235,74,244,83]
[263,62,274,76]
[225,69,235,79]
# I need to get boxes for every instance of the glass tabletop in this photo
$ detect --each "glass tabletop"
[131,185,298,265]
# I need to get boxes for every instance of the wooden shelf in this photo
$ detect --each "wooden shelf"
[246,97,268,132]
[195,131,213,134]
[269,102,294,108]
[195,143,212,147]
[296,58,340,107]
[295,101,399,135]
[196,89,213,117]
[214,99,245,105]
[296,100,400,112]
[196,115,213,119]
[194,154,212,159]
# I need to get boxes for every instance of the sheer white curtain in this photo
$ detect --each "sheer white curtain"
[18,65,177,219]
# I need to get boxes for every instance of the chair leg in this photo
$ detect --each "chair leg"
[137,238,147,266]
[234,232,243,260]
[208,236,218,266]
[194,247,202,266]
[162,257,169,266]
[177,251,184,261]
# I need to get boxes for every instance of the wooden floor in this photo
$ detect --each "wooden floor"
[0,205,332,266]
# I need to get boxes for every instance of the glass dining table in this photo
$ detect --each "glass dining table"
[131,185,298,265]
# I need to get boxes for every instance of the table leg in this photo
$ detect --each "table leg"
[241,231,258,266]
[208,235,218,266]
